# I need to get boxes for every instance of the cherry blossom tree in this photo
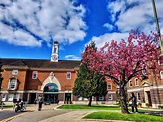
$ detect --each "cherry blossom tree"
[82,29,160,113]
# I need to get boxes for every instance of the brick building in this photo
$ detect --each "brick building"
[0,41,163,108]
[127,68,163,108]
[0,41,117,104]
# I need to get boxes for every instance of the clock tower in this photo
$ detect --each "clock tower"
[51,41,59,62]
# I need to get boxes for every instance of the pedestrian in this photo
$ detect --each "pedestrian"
[56,99,59,105]
[20,100,24,109]
[129,92,138,113]
[38,95,44,111]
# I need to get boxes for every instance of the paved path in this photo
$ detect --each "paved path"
[1,104,162,122]
[1,104,124,122]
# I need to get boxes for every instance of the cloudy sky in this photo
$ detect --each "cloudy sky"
[0,0,163,60]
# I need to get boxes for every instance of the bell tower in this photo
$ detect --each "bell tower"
[51,41,59,62]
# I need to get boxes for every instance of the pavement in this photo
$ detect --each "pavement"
[1,104,162,122]
[0,104,126,122]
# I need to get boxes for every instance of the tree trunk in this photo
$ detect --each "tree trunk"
[119,84,129,114]
[88,96,92,106]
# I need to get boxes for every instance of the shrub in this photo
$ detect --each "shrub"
[158,105,163,109]
[145,103,149,107]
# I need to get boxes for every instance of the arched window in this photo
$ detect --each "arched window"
[8,78,18,90]
[44,83,58,92]
[135,78,139,86]
[129,80,132,87]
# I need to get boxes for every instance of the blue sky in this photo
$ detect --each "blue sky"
[0,0,163,60]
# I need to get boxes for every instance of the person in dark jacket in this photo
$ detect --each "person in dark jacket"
[38,95,43,111]
[129,92,138,113]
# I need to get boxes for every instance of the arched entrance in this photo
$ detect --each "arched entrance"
[43,83,59,103]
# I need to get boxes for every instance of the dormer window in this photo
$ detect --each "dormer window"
[67,72,71,79]
[32,71,38,79]
[8,78,18,90]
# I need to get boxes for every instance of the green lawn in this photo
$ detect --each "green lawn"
[0,105,13,109]
[84,112,163,122]
[58,104,121,110]
[59,104,163,122]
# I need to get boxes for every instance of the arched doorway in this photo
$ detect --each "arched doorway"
[43,83,59,103]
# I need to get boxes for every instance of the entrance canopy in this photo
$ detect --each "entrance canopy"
[44,83,59,93]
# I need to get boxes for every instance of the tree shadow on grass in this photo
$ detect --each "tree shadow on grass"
[138,111,163,117]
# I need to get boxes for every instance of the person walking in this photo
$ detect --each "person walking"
[129,92,138,113]
[38,95,44,111]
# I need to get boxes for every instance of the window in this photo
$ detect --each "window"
[129,80,132,87]
[67,72,71,79]
[99,96,104,101]
[2,94,6,101]
[32,71,38,79]
[108,82,112,90]
[136,93,141,101]
[8,94,14,101]
[160,71,163,79]
[135,78,139,86]
[8,78,18,90]
[12,70,18,75]
[15,94,20,100]
[108,94,113,100]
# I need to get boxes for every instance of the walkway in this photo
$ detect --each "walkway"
[1,104,162,122]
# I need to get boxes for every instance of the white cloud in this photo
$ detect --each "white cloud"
[0,0,87,47]
[89,0,163,50]
[65,55,81,60]
[88,32,129,49]
[107,0,163,33]
[103,23,114,31]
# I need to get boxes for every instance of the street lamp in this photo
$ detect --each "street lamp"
[152,0,163,54]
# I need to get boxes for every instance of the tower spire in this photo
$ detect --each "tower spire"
[51,41,59,62]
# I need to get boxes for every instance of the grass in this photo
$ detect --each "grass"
[59,104,163,122]
[59,104,155,112]
[0,105,13,109]
[58,104,121,110]
[84,112,163,122]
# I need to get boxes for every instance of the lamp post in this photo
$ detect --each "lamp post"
[152,0,163,54]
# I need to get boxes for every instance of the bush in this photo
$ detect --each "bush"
[158,105,163,109]
[146,103,149,107]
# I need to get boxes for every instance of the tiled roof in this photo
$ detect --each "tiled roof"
[0,58,81,70]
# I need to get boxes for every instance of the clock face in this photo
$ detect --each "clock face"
[52,55,58,61]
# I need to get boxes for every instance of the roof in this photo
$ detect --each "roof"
[0,58,81,70]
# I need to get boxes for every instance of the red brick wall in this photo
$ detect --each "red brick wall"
[25,70,77,91]
[1,69,27,90]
